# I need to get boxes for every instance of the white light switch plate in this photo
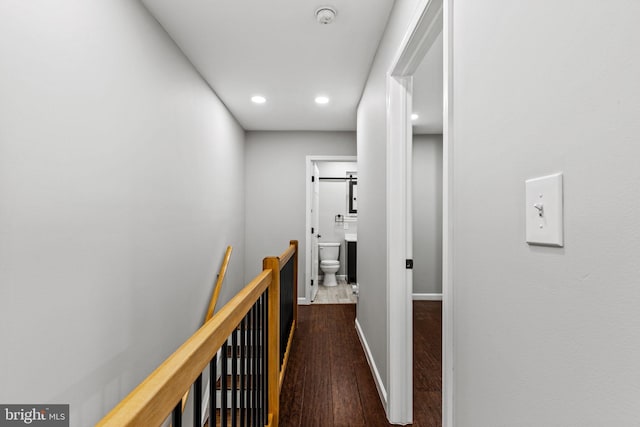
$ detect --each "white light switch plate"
[525,173,564,247]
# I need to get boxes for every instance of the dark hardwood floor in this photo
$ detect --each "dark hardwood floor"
[412,301,442,426]
[279,302,442,426]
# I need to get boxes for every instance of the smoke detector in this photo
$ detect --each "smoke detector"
[315,6,337,25]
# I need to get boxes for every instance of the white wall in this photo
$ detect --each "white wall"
[244,131,356,298]
[318,162,357,277]
[356,0,422,400]
[451,2,640,425]
[0,1,245,426]
[413,134,442,294]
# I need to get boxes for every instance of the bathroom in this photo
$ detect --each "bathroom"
[311,160,358,304]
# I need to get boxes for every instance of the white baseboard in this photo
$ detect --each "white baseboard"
[297,297,310,305]
[412,293,443,301]
[355,318,388,412]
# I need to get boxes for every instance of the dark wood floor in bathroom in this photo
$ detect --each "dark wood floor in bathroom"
[279,302,442,426]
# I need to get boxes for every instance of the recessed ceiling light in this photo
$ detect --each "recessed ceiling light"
[411,113,419,121]
[315,96,330,105]
[251,95,266,104]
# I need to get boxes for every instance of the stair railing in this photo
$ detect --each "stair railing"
[179,246,233,414]
[274,241,298,391]
[97,240,298,427]
[205,246,233,322]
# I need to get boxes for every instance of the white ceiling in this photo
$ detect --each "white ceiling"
[412,30,443,135]
[141,0,395,131]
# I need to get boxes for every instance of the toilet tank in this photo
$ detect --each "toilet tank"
[318,242,340,261]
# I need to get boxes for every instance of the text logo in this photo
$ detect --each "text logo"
[0,405,68,427]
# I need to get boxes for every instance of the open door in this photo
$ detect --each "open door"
[310,163,320,301]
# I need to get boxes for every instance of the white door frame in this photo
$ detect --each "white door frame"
[386,0,452,425]
[310,163,321,303]
[304,155,357,305]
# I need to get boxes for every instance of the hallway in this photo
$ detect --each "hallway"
[279,302,442,426]
[4,1,639,424]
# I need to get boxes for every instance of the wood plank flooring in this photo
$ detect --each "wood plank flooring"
[279,302,442,426]
[412,301,442,426]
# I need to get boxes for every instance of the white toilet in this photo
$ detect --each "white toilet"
[318,242,341,287]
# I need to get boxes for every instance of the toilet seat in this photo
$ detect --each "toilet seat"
[320,260,340,267]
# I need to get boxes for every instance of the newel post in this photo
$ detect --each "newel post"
[263,256,280,427]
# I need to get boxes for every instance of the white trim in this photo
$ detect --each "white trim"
[412,293,443,301]
[298,297,310,305]
[355,318,388,410]
[442,1,454,425]
[390,0,443,77]
[386,74,414,424]
[386,0,445,425]
[305,155,357,305]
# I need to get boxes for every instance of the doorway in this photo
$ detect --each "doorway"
[385,0,452,424]
[411,26,444,425]
[305,155,358,304]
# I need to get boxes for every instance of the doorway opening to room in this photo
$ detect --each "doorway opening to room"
[411,26,444,425]
[305,155,358,304]
[385,0,450,424]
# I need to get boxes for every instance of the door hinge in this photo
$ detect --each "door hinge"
[311,227,314,234]
[406,259,414,269]
[311,279,314,287]
[311,176,315,182]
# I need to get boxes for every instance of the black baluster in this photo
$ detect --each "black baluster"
[253,296,262,427]
[194,374,202,427]
[250,304,256,427]
[258,294,265,424]
[232,322,238,427]
[263,290,268,425]
[210,354,217,427]
[172,402,182,427]
[240,315,246,427]
[221,340,228,426]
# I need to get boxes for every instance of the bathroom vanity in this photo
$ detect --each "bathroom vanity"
[345,233,357,284]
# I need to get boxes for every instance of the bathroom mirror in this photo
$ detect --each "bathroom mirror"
[347,173,357,214]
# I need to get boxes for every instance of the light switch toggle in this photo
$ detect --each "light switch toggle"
[525,173,563,247]
[533,203,544,217]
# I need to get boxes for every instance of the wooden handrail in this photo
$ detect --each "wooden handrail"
[205,245,233,322]
[278,243,296,269]
[97,270,272,427]
[180,245,233,413]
